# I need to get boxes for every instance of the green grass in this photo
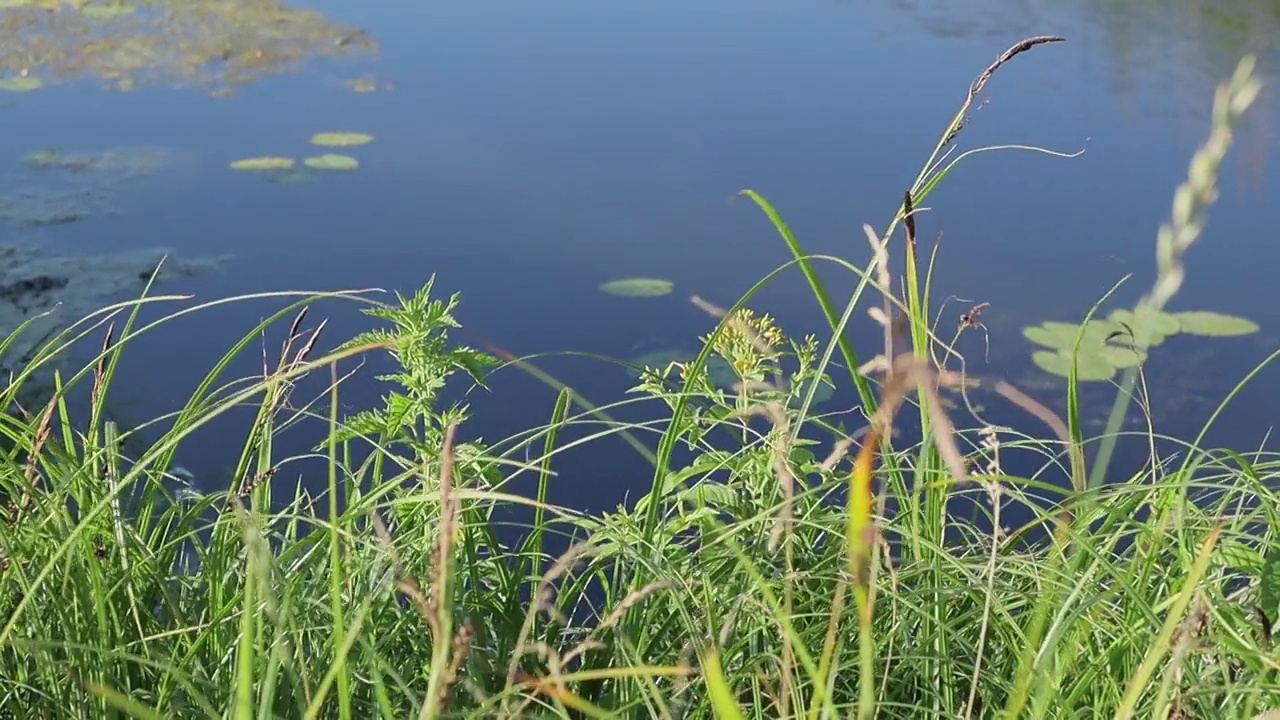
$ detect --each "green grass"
[1,42,1278,718]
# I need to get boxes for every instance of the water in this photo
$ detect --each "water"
[1,0,1277,513]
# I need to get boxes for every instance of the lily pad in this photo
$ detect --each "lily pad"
[1098,344,1146,369]
[1170,311,1259,337]
[1031,350,1117,382]
[0,76,43,92]
[310,132,373,147]
[599,278,674,297]
[1023,319,1122,351]
[230,156,295,171]
[1107,308,1181,337]
[80,3,136,18]
[303,153,359,171]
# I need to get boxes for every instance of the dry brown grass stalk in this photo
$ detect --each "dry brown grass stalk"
[16,390,58,518]
[89,322,113,419]
[432,421,459,627]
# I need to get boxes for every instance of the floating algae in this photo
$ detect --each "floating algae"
[0,145,183,226]
[0,0,376,92]
[6,145,177,225]
[21,145,175,178]
[0,186,116,226]
[0,243,221,393]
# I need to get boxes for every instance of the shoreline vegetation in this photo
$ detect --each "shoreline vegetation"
[2,38,1278,718]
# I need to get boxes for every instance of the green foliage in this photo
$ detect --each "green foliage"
[335,276,496,452]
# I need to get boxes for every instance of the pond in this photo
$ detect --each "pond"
[1,0,1277,514]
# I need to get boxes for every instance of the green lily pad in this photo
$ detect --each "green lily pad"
[1170,311,1259,337]
[599,278,674,297]
[230,156,296,171]
[1108,308,1181,337]
[81,3,137,18]
[1023,319,1121,351]
[309,132,373,147]
[1031,350,1117,382]
[303,153,359,170]
[0,76,43,92]
[1099,344,1146,368]
[1023,325,1070,349]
